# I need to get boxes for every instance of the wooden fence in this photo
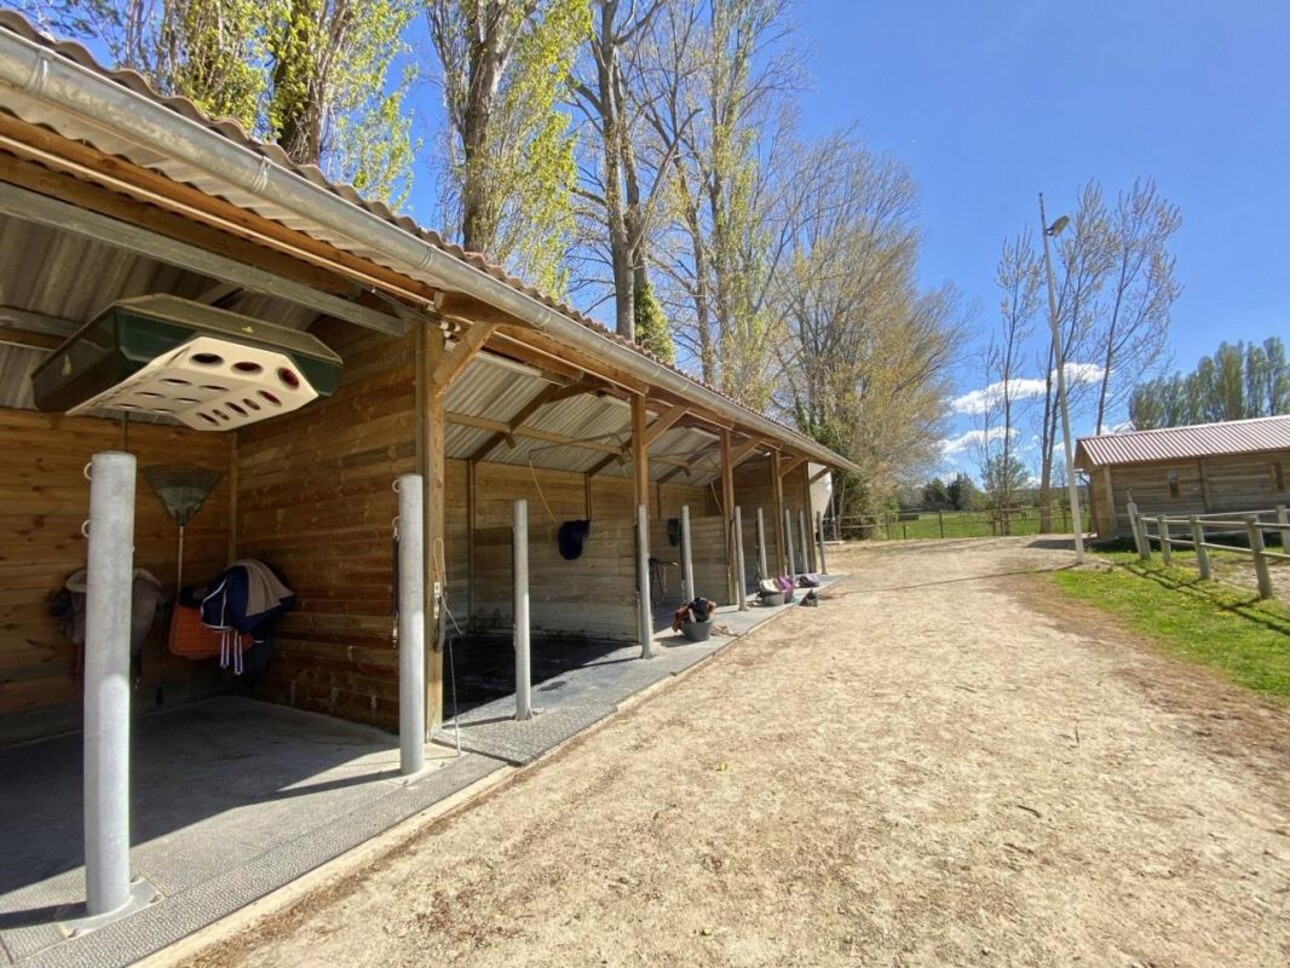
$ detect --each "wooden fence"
[1127,499,1290,600]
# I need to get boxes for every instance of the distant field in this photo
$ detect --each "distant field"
[851,508,1073,541]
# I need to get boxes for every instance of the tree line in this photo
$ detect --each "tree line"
[25,0,964,521]
[1128,337,1290,430]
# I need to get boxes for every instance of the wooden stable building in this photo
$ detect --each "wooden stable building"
[0,12,855,748]
[1075,414,1290,540]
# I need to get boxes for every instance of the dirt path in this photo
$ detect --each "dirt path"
[188,539,1289,968]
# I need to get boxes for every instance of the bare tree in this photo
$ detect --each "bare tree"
[1092,178,1182,432]
[1036,181,1114,531]
[774,135,963,515]
[979,229,1041,533]
[569,0,681,348]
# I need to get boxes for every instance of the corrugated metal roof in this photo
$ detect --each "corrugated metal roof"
[0,11,856,474]
[1077,414,1290,467]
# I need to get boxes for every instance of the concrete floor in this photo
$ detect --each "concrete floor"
[0,698,502,968]
[0,572,841,968]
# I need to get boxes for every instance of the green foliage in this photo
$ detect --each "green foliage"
[634,279,674,362]
[21,0,417,208]
[428,0,586,291]
[922,477,951,511]
[1055,555,1290,699]
[1129,337,1290,429]
[946,472,978,511]
[982,453,1030,501]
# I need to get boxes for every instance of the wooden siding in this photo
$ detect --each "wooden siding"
[650,514,731,605]
[236,326,415,728]
[732,455,783,577]
[0,408,232,744]
[1097,449,1290,537]
[471,521,638,639]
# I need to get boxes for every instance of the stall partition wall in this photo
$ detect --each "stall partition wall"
[730,455,811,579]
[471,521,639,640]
[649,515,730,606]
[236,325,416,729]
[0,408,233,745]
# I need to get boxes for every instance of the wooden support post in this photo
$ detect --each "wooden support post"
[1278,505,1288,550]
[466,460,477,625]
[419,325,447,734]
[769,449,787,575]
[721,429,738,605]
[800,463,815,572]
[1127,498,1148,560]
[1246,514,1274,600]
[1157,514,1171,565]
[227,433,239,566]
[1190,515,1211,580]
[631,395,650,516]
[584,473,593,520]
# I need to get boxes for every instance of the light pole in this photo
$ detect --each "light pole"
[1038,192,1085,563]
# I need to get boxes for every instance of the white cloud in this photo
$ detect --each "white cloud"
[939,426,1014,456]
[950,362,1107,415]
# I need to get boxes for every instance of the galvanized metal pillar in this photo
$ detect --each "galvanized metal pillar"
[397,474,425,776]
[755,507,769,580]
[816,510,829,575]
[513,499,531,720]
[637,504,654,658]
[83,451,136,917]
[734,506,747,611]
[798,508,811,574]
[785,508,796,576]
[680,504,695,603]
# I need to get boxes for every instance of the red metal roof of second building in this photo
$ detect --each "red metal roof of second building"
[1077,414,1290,467]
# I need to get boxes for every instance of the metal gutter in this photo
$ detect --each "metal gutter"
[0,26,857,474]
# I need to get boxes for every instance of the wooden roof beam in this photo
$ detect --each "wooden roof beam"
[447,411,693,469]
[779,454,808,478]
[431,322,496,394]
[468,378,599,462]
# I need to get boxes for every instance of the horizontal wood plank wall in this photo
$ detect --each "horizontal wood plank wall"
[732,456,781,576]
[471,522,637,640]
[648,514,729,605]
[0,408,231,744]
[1105,449,1290,535]
[236,324,414,729]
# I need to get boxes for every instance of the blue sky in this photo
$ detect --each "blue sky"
[782,0,1289,478]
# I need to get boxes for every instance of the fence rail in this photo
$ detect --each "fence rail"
[1127,500,1289,600]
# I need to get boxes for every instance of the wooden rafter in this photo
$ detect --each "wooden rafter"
[468,378,599,462]
[778,454,808,478]
[810,465,832,484]
[583,402,691,478]
[431,322,497,394]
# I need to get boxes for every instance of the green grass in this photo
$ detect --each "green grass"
[866,509,1070,541]
[1053,551,1290,699]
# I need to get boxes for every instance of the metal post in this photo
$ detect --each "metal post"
[637,504,653,658]
[1158,515,1172,565]
[1190,515,1211,581]
[1246,514,1274,600]
[756,507,769,579]
[785,508,797,575]
[1039,192,1085,563]
[816,510,829,575]
[83,451,136,917]
[397,474,426,776]
[680,504,695,603]
[734,506,748,611]
[512,499,531,720]
[798,508,811,574]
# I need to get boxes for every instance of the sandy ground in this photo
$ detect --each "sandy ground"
[187,538,1289,968]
